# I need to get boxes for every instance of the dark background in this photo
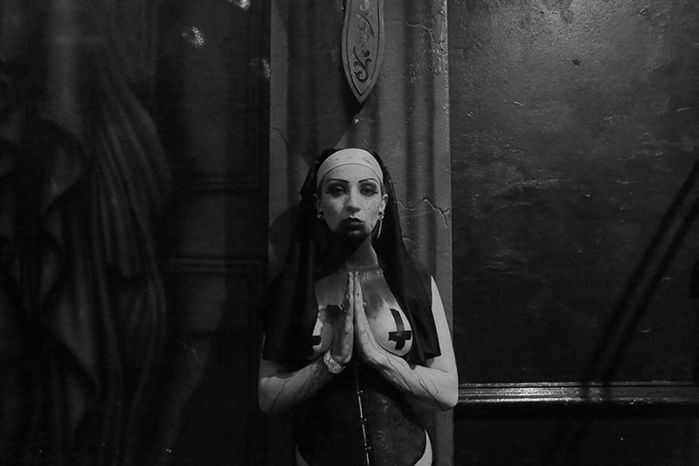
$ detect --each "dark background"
[152,0,269,464]
[450,1,699,464]
[450,0,699,383]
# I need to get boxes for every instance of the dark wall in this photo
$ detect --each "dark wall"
[151,0,269,464]
[456,404,699,466]
[449,1,699,464]
[450,0,699,383]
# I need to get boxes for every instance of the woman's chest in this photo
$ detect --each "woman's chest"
[311,269,413,357]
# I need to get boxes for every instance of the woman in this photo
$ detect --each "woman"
[259,148,457,465]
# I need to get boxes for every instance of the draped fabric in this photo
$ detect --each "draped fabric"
[261,149,440,368]
[0,2,170,464]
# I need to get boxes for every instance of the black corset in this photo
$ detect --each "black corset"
[295,361,426,466]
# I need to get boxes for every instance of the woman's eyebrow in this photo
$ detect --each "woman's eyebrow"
[359,178,379,184]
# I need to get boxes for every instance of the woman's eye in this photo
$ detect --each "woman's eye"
[360,185,378,195]
[327,185,345,196]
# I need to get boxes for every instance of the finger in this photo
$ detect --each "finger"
[354,273,367,324]
[354,272,364,313]
[344,271,353,320]
[352,273,361,324]
[355,307,369,336]
[340,272,351,337]
[353,280,375,345]
[345,271,352,311]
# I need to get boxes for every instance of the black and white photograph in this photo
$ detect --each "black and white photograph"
[1,1,699,465]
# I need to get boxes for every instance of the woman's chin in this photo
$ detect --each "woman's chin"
[335,228,370,242]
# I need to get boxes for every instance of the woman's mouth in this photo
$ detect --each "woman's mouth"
[340,218,364,230]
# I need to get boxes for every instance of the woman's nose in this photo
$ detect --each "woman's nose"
[345,189,360,213]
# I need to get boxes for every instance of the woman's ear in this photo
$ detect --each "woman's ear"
[380,193,388,213]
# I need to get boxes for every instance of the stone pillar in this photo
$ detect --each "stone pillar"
[270,0,452,464]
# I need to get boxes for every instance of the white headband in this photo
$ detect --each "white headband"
[316,148,383,188]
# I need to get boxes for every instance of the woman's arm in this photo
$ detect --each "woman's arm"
[258,274,356,415]
[258,356,335,415]
[354,275,459,410]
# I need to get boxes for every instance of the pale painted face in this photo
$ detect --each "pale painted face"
[316,163,387,239]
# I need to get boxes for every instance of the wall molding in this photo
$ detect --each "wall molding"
[458,381,699,406]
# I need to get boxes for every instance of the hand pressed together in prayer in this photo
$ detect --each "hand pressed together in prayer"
[350,271,388,366]
[328,271,387,367]
[327,272,355,366]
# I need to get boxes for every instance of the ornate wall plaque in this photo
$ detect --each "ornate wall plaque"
[342,0,384,103]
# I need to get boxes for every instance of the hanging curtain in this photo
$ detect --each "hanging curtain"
[0,1,170,464]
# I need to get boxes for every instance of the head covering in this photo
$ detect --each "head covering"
[260,148,441,368]
[316,148,384,189]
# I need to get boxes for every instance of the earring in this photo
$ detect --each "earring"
[375,215,383,239]
[378,211,384,219]
[317,211,324,219]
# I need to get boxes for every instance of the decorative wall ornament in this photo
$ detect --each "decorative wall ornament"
[342,0,384,103]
